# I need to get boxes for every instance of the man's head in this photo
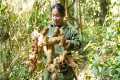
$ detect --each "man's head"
[52,3,65,27]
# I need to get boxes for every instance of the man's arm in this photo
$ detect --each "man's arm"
[65,28,81,51]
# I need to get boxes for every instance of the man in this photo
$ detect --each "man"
[42,3,80,80]
[31,3,80,80]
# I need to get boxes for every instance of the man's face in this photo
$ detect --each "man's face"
[52,8,64,26]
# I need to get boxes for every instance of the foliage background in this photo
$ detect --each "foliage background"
[0,0,120,80]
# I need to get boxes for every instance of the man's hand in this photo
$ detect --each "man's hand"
[48,36,61,44]
[64,40,70,49]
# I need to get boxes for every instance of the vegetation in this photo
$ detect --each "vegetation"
[0,0,119,80]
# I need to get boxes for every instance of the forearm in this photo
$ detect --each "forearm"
[66,39,80,50]
[48,36,61,44]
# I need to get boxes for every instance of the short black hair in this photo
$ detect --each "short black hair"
[52,3,65,17]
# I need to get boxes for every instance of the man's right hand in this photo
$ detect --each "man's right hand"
[48,36,62,44]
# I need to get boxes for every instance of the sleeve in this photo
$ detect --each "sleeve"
[65,27,81,51]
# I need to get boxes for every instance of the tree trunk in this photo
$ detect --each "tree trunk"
[51,0,65,7]
[74,0,82,32]
[99,0,108,25]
